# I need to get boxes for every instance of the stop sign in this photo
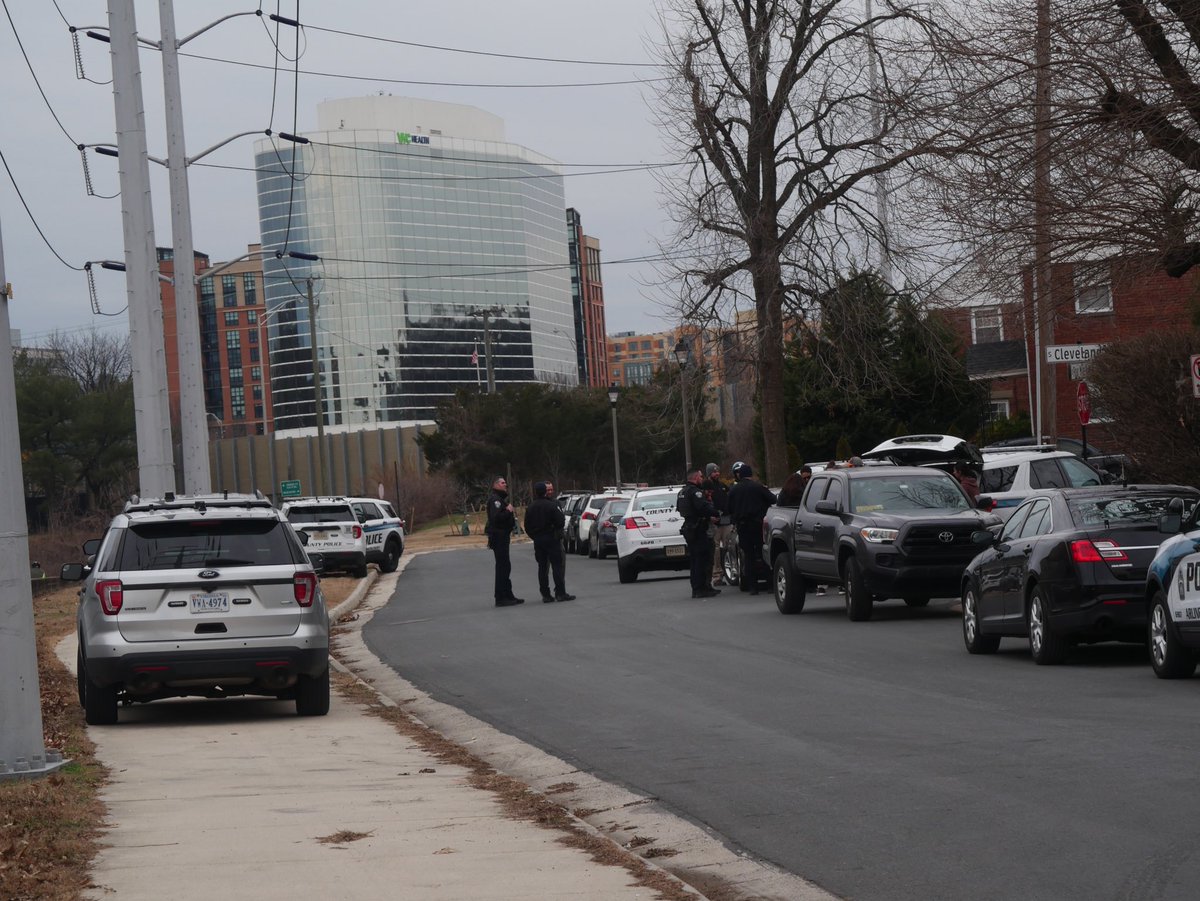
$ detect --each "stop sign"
[1077,381,1091,426]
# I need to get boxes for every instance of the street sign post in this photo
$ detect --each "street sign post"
[1191,354,1200,399]
[280,479,302,499]
[1077,381,1091,457]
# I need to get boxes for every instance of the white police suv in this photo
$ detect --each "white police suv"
[615,486,689,583]
[62,492,330,725]
[281,497,368,577]
[347,496,406,573]
[1145,499,1200,678]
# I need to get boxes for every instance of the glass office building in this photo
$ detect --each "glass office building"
[254,96,577,432]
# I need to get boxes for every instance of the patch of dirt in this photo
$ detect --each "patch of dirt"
[316,829,373,845]
[0,586,107,901]
[547,781,579,794]
[330,670,701,901]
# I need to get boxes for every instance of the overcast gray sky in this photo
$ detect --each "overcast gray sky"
[0,1,676,346]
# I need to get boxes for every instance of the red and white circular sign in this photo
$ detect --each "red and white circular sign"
[1077,381,1091,426]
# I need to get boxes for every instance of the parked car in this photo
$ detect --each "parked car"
[1144,497,1200,678]
[281,496,369,577]
[61,492,330,725]
[576,491,630,557]
[563,494,590,553]
[862,434,984,470]
[978,450,1108,521]
[347,496,406,573]
[763,466,999,619]
[616,486,688,583]
[960,485,1199,664]
[591,498,630,559]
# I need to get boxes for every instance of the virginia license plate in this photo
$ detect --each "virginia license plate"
[190,593,229,614]
[665,545,685,558]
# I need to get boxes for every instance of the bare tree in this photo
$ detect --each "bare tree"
[44,330,131,392]
[654,0,972,483]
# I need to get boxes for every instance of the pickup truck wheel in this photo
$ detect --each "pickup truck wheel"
[617,558,638,584]
[962,584,1000,654]
[1149,590,1197,679]
[1028,587,1069,665]
[843,557,873,621]
[772,555,806,614]
[904,597,930,608]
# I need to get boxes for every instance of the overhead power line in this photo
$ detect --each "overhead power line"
[0,145,84,271]
[196,160,676,182]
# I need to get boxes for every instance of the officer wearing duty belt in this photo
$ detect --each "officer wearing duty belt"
[677,468,721,598]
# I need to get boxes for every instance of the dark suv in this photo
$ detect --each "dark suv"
[764,466,1001,620]
[63,493,330,724]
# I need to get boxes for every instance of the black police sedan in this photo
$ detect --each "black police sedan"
[960,485,1200,664]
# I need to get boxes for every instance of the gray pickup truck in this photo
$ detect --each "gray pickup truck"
[762,465,1001,620]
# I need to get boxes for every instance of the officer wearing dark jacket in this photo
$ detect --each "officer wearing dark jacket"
[485,476,523,606]
[523,481,575,602]
[677,468,721,598]
[727,462,777,594]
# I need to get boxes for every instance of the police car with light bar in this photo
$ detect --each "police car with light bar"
[615,486,689,583]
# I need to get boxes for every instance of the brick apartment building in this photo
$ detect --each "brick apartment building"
[159,244,272,440]
[567,209,609,388]
[941,255,1200,444]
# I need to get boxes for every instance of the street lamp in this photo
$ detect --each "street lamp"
[276,251,328,495]
[206,411,224,439]
[673,338,693,474]
[607,383,621,487]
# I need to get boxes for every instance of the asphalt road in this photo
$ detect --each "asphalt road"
[363,545,1200,901]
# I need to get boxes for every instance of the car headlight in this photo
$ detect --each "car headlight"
[860,527,899,543]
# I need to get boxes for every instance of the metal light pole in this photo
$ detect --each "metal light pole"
[470,305,505,393]
[306,276,328,496]
[674,338,693,474]
[607,384,621,486]
[0,217,64,781]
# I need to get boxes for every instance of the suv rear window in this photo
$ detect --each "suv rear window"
[286,505,355,524]
[631,492,677,512]
[118,520,299,570]
[849,475,969,513]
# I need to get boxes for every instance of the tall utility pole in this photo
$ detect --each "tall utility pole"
[0,214,64,781]
[307,277,328,495]
[158,0,209,494]
[1033,0,1055,444]
[109,0,175,497]
[471,305,504,393]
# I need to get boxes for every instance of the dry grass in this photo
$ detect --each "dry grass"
[0,585,106,901]
[332,671,700,901]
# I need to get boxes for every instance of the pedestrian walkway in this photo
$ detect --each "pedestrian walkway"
[57,574,695,901]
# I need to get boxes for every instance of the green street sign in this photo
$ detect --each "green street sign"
[280,480,302,499]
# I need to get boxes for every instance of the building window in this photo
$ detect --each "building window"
[242,272,257,306]
[252,385,263,401]
[251,366,262,381]
[248,329,258,345]
[987,399,1011,421]
[971,307,1003,343]
[224,311,239,326]
[640,340,652,351]
[246,309,258,324]
[229,367,243,387]
[249,346,260,363]
[625,361,654,385]
[226,331,241,350]
[1075,282,1113,315]
[222,274,238,307]
[231,386,245,419]
[254,403,264,419]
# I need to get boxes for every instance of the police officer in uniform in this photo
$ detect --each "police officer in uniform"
[486,476,524,606]
[727,462,777,595]
[523,481,576,602]
[677,468,721,598]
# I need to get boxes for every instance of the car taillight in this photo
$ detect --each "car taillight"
[582,511,596,521]
[1070,539,1129,564]
[293,572,318,607]
[97,579,123,615]
[353,525,363,539]
[624,516,650,530]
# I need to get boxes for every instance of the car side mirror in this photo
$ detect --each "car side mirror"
[814,500,839,515]
[357,514,367,524]
[1159,497,1185,534]
[971,529,997,547]
[82,538,101,556]
[60,563,86,581]
[307,552,325,573]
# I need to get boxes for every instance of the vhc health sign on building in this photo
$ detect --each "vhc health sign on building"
[1045,343,1104,364]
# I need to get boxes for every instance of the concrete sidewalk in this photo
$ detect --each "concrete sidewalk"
[57,570,700,901]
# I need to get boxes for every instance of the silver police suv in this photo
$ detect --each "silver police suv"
[62,492,330,725]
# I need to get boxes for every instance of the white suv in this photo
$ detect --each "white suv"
[347,496,406,573]
[979,450,1107,521]
[615,486,689,583]
[62,492,330,725]
[281,497,368,577]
